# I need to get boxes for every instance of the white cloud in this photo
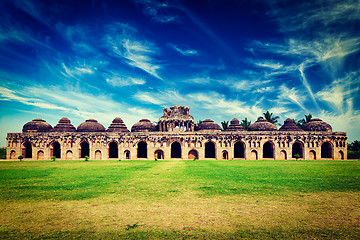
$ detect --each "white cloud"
[277,84,308,113]
[169,44,199,56]
[106,73,145,87]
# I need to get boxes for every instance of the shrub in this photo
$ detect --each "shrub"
[193,157,197,161]
[84,156,89,161]
[51,156,56,161]
[294,154,300,160]
[18,155,23,161]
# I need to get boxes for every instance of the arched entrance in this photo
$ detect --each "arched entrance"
[52,142,61,158]
[137,141,147,158]
[234,141,245,158]
[10,150,16,159]
[80,141,89,158]
[222,150,228,160]
[338,150,344,160]
[66,150,73,160]
[171,142,181,158]
[37,150,44,160]
[251,150,258,160]
[24,142,32,158]
[292,141,304,158]
[109,141,118,158]
[205,141,215,158]
[188,150,198,159]
[263,141,274,158]
[321,142,332,159]
[280,150,287,160]
[95,150,102,160]
[124,150,131,159]
[309,150,316,160]
[155,150,164,159]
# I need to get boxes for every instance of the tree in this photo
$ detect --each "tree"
[241,117,251,130]
[221,121,229,131]
[297,113,312,127]
[263,111,280,125]
[197,120,203,125]
[292,119,302,128]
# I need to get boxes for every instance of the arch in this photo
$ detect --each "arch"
[205,141,216,158]
[52,142,61,158]
[188,150,198,159]
[292,141,304,159]
[95,150,102,160]
[263,141,274,158]
[171,141,181,158]
[10,150,16,159]
[23,141,32,158]
[109,141,118,158]
[338,150,344,160]
[321,142,332,159]
[280,150,287,160]
[234,141,245,158]
[66,150,73,160]
[80,141,89,158]
[222,150,228,160]
[154,150,164,159]
[124,150,131,159]
[309,150,316,160]
[251,150,258,160]
[137,141,147,158]
[37,150,44,160]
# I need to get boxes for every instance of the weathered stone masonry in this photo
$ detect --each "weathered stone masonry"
[6,105,347,160]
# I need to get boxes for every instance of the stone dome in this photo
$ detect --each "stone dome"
[279,118,303,131]
[248,117,277,131]
[77,119,106,132]
[22,118,53,133]
[131,119,155,132]
[197,119,222,131]
[107,117,130,132]
[301,118,332,132]
[225,118,245,131]
[51,117,76,132]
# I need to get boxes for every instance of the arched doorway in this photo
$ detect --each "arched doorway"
[109,141,118,158]
[37,150,44,160]
[52,142,61,158]
[234,141,245,158]
[309,150,316,160]
[222,150,228,160]
[171,142,181,158]
[80,141,89,158]
[155,150,164,159]
[24,142,32,158]
[10,150,16,159]
[251,150,258,160]
[280,150,287,160]
[263,141,274,158]
[124,150,131,159]
[338,150,344,160]
[188,150,198,159]
[205,141,215,158]
[95,150,102,160]
[66,150,73,160]
[292,141,304,158]
[137,141,147,158]
[321,142,332,159]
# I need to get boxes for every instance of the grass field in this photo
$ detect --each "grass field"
[0,160,359,239]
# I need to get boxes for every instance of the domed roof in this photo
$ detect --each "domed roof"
[225,118,245,131]
[301,118,332,132]
[22,118,53,133]
[248,117,277,131]
[107,117,130,132]
[131,119,155,132]
[51,117,76,132]
[197,119,222,131]
[279,118,303,131]
[77,119,105,132]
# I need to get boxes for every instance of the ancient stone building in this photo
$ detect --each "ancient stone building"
[6,105,347,160]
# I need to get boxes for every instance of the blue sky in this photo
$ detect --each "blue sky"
[0,0,359,147]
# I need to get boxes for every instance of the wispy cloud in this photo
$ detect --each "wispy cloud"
[106,72,145,87]
[169,43,198,56]
[134,0,177,23]
[276,84,308,113]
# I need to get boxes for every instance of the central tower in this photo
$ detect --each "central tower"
[158,105,196,132]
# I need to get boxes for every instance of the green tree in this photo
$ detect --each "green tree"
[297,113,312,127]
[197,120,203,125]
[292,119,302,128]
[241,117,251,130]
[221,121,229,131]
[263,111,280,125]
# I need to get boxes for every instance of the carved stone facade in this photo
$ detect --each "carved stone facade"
[6,105,347,160]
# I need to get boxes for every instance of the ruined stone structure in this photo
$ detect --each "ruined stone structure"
[6,105,347,160]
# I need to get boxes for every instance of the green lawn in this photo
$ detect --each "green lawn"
[0,160,359,239]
